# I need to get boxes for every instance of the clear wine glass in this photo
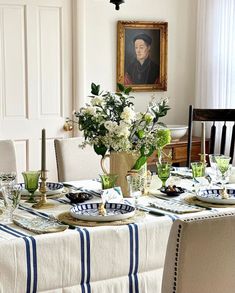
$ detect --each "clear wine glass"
[126,173,144,209]
[22,171,41,203]
[0,172,17,220]
[0,184,21,223]
[0,172,17,187]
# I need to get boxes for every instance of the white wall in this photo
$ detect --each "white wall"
[75,0,197,125]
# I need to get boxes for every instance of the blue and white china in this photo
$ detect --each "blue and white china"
[196,188,235,204]
[19,182,64,196]
[70,202,135,222]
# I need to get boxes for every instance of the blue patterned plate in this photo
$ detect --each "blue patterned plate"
[70,202,135,222]
[196,188,235,204]
[19,182,64,197]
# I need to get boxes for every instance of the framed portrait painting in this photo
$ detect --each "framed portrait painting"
[117,21,168,92]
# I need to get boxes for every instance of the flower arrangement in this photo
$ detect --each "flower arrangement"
[71,83,171,170]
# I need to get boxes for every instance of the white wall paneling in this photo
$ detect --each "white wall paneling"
[39,6,62,117]
[2,5,26,119]
[0,0,73,181]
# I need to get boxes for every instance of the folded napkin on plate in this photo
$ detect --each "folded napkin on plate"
[149,200,204,214]
[101,187,123,203]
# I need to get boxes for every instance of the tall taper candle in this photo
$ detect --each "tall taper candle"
[201,122,205,158]
[41,129,46,171]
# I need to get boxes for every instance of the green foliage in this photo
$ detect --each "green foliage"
[72,82,171,169]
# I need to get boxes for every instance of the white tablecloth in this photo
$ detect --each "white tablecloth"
[1,178,235,293]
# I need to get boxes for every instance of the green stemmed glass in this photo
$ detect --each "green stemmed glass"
[22,171,41,203]
[215,155,231,185]
[156,162,172,187]
[100,174,118,190]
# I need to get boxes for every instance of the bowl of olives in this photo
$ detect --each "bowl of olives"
[160,185,185,197]
[66,192,93,204]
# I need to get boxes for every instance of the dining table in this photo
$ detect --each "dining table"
[1,169,235,293]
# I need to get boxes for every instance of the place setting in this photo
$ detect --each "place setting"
[56,173,148,227]
[136,150,235,215]
[181,154,235,209]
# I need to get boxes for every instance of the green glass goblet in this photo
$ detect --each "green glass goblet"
[22,171,41,203]
[156,162,172,187]
[191,162,206,179]
[215,155,231,185]
[100,174,118,190]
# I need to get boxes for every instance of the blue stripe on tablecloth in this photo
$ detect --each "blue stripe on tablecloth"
[0,224,28,237]
[128,224,134,293]
[133,224,139,293]
[23,237,31,293]
[52,198,71,205]
[18,205,50,219]
[23,236,37,293]
[76,228,85,293]
[166,214,179,221]
[84,228,91,293]
[30,236,38,293]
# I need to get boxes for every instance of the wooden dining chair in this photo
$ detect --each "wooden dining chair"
[187,105,235,167]
[0,140,17,173]
[161,212,235,293]
[54,137,102,182]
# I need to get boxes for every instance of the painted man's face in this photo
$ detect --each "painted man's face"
[134,39,150,63]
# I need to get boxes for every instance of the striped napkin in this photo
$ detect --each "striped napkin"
[149,200,203,214]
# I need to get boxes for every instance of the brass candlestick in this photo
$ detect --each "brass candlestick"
[199,153,207,164]
[32,170,55,209]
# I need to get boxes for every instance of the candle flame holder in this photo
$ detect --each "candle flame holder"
[32,170,55,209]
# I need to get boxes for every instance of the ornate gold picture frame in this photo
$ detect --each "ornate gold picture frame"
[117,21,168,92]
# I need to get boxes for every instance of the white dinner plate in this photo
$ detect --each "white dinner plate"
[70,202,135,222]
[18,182,64,196]
[196,188,235,204]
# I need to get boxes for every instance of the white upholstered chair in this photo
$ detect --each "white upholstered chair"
[0,140,17,173]
[54,137,102,182]
[161,212,235,293]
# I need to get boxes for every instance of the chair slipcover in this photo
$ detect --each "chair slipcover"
[54,137,102,181]
[162,212,235,293]
[0,140,17,173]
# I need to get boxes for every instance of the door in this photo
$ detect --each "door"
[0,0,72,181]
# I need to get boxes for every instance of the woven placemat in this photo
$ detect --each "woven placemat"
[184,194,235,208]
[57,210,146,227]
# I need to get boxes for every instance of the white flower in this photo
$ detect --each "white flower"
[73,83,171,160]
[120,106,135,122]
[104,121,117,130]
[160,97,169,105]
[83,106,96,115]
[91,96,104,106]
[117,121,130,137]
[135,112,143,120]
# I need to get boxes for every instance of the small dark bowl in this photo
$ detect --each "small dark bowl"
[66,192,93,204]
[160,185,185,197]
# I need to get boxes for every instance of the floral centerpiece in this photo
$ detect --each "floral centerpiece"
[71,83,171,169]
